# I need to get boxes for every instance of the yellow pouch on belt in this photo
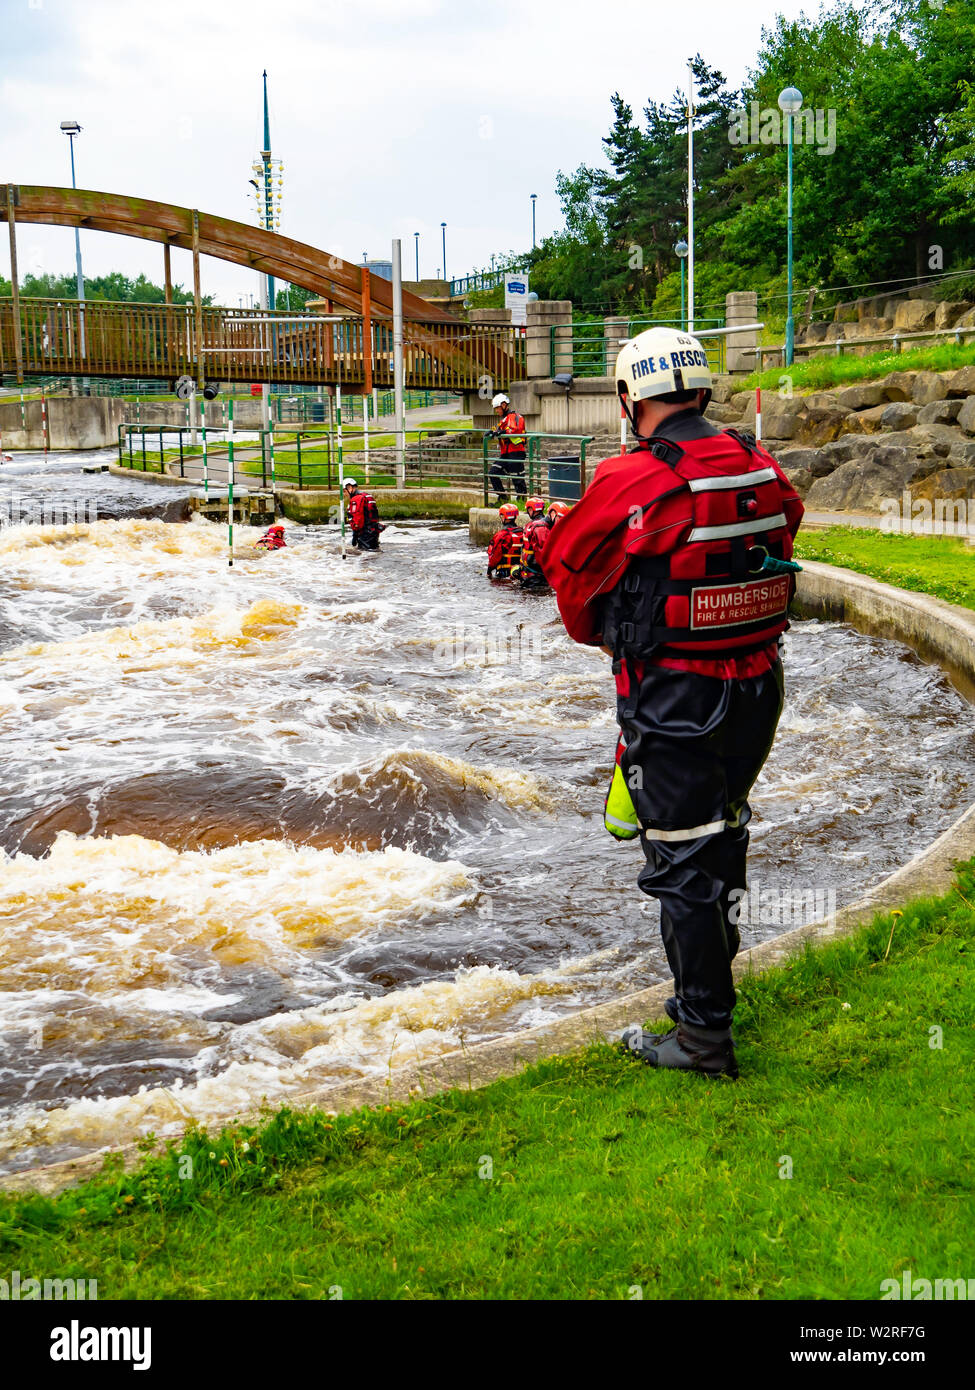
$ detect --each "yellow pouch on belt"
[603,737,640,840]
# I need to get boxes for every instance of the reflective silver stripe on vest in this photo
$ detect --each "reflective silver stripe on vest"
[687,512,787,542]
[643,819,727,842]
[687,467,777,492]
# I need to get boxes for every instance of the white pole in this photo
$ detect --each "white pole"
[620,400,627,454]
[227,399,235,568]
[392,238,406,487]
[363,393,371,485]
[201,397,209,500]
[687,58,695,337]
[337,383,346,560]
[189,387,198,447]
[259,275,271,433]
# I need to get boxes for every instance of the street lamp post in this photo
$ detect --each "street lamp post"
[441,222,447,289]
[60,120,86,375]
[414,232,420,281]
[675,239,689,330]
[531,193,537,249]
[778,86,803,367]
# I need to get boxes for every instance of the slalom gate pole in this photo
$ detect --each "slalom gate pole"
[363,394,370,485]
[269,417,276,495]
[755,383,762,443]
[337,383,346,559]
[201,398,208,501]
[227,399,235,568]
[620,400,627,453]
[41,394,49,453]
[19,387,26,435]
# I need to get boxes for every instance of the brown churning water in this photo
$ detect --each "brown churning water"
[1,451,974,1174]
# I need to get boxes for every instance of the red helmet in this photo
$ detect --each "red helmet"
[498,503,520,522]
[268,524,284,534]
[547,501,571,520]
[526,495,545,518]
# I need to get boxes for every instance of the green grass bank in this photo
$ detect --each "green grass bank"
[1,874,972,1299]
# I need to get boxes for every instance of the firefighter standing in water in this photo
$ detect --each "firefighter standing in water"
[487,502,524,579]
[541,328,804,1078]
[343,478,384,550]
[489,392,527,503]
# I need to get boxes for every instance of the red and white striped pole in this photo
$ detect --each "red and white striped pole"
[41,394,49,454]
[755,383,762,443]
[620,400,627,454]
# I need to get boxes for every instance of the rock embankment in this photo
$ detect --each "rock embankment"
[708,366,975,511]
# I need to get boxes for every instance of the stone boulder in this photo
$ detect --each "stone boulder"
[954,306,975,330]
[934,301,971,330]
[945,365,975,397]
[911,468,975,507]
[837,383,886,410]
[912,422,961,457]
[910,371,949,405]
[730,391,755,414]
[780,466,813,498]
[958,397,975,435]
[805,448,929,512]
[777,446,836,479]
[708,377,739,405]
[917,399,963,426]
[893,300,936,332]
[857,404,890,433]
[847,317,888,340]
[803,321,830,344]
[705,402,743,424]
[878,371,915,401]
[881,402,919,430]
[949,440,975,468]
[821,435,880,466]
[759,394,802,439]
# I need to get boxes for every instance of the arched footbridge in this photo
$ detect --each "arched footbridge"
[1,184,523,392]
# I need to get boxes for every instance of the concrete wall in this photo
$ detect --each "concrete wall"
[0,396,267,451]
[0,396,128,451]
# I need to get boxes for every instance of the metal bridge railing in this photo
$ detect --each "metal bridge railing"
[550,318,726,378]
[1,297,528,391]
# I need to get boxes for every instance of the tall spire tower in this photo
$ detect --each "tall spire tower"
[261,70,275,311]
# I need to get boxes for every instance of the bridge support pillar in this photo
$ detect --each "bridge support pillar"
[5,185,24,384]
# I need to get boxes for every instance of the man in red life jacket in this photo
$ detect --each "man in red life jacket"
[541,327,804,1078]
[487,502,524,579]
[489,392,528,503]
[343,479,384,550]
[256,522,286,550]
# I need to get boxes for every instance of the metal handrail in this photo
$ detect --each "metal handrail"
[482,431,595,506]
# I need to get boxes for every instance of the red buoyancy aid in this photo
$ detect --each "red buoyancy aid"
[488,523,524,575]
[522,517,550,561]
[540,430,805,654]
[348,491,379,531]
[498,410,526,456]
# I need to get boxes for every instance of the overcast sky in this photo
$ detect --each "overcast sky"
[2,0,815,304]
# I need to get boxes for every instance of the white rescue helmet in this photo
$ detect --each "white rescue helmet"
[615,327,713,421]
[491,392,510,409]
